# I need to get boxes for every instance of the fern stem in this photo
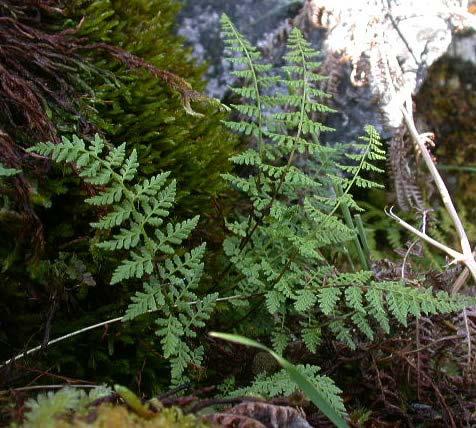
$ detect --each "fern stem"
[327,143,370,220]
[335,183,369,270]
[309,134,369,269]
[342,246,356,272]
[354,214,371,267]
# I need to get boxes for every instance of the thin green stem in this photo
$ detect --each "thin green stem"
[335,183,369,270]
[354,214,371,267]
[326,144,370,219]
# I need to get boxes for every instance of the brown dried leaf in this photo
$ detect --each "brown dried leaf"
[229,402,312,428]
[203,413,266,428]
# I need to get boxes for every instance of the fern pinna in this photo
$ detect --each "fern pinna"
[29,135,217,383]
[220,15,470,353]
[0,162,20,178]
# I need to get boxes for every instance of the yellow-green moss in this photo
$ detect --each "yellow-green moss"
[55,405,208,428]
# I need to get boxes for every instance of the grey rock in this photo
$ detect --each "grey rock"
[177,0,476,144]
[177,0,304,98]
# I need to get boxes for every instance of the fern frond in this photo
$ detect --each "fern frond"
[318,287,341,315]
[221,13,266,147]
[30,135,211,383]
[318,274,470,338]
[123,279,165,321]
[217,21,473,404]
[111,249,154,284]
[301,324,322,353]
[228,364,346,417]
[30,136,190,285]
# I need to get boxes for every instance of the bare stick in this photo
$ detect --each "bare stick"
[1,315,123,368]
[0,384,98,395]
[462,308,472,368]
[452,248,476,294]
[386,207,462,260]
[378,36,476,285]
[401,210,428,280]
[453,267,470,294]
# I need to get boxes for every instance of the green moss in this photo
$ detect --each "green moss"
[1,0,237,393]
[15,386,208,428]
[54,405,209,428]
[68,0,238,216]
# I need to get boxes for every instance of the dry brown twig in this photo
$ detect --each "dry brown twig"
[377,37,476,290]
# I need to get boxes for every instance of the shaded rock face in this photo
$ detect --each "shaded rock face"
[177,0,305,98]
[305,0,476,130]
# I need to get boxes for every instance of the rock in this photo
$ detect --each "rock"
[177,0,476,207]
[304,0,476,133]
[302,0,476,207]
[177,0,304,98]
[178,0,476,135]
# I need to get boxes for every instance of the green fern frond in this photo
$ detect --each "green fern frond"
[317,274,470,338]
[29,136,188,285]
[29,135,212,383]
[228,364,346,417]
[123,279,165,321]
[221,13,266,153]
[218,20,472,369]
[318,287,341,315]
[301,323,322,353]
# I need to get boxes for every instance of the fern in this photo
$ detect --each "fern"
[29,136,216,383]
[0,162,20,177]
[321,125,386,217]
[0,162,20,211]
[229,365,346,417]
[219,16,472,358]
[315,272,468,348]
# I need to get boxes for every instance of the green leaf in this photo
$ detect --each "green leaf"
[318,287,341,315]
[114,385,154,419]
[0,163,21,177]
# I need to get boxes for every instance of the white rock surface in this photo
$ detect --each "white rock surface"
[304,0,476,129]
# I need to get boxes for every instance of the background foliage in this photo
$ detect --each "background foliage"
[1,0,237,396]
